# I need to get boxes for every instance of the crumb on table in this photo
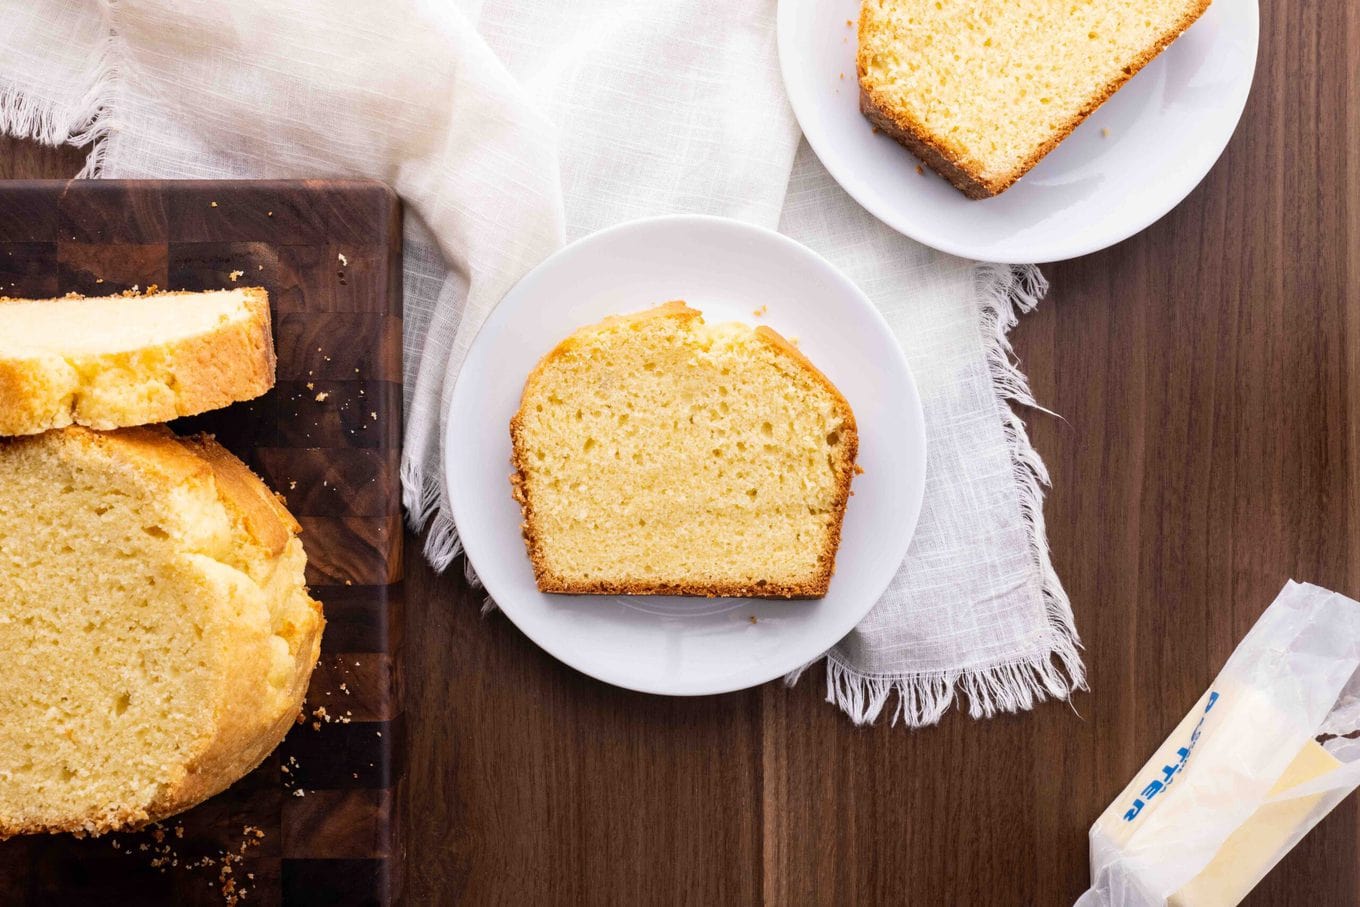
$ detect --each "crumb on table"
[228,270,243,282]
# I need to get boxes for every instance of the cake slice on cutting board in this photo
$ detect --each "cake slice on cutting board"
[0,425,322,838]
[0,287,275,435]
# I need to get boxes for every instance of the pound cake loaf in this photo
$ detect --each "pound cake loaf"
[0,287,275,436]
[858,0,1212,197]
[0,426,323,838]
[510,302,858,598]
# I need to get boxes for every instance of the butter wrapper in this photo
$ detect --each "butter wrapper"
[1078,581,1360,907]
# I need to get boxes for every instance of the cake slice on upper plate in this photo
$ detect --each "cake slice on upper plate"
[858,0,1212,198]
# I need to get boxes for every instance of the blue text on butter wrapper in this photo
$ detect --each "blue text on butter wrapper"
[1122,691,1220,822]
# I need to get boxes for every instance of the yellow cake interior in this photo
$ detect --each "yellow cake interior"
[0,289,257,357]
[858,0,1209,187]
[511,303,858,597]
[0,427,318,836]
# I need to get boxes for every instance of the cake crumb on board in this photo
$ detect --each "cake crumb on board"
[110,821,264,905]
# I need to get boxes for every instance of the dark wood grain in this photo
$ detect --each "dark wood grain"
[759,1,1360,903]
[4,0,1358,901]
[0,176,404,906]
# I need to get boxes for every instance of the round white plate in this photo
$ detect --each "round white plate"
[777,0,1259,262]
[445,215,926,696]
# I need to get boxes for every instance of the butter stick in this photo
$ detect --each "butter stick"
[1170,740,1341,907]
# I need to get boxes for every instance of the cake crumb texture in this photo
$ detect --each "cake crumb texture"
[510,302,858,598]
[857,0,1212,197]
[0,425,322,838]
[0,288,275,436]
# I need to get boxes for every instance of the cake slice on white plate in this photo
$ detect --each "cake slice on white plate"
[858,0,1213,197]
[510,302,859,598]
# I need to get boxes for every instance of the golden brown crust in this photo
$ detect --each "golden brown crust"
[176,433,301,552]
[858,89,999,199]
[518,300,700,397]
[108,428,320,829]
[0,287,276,435]
[509,303,859,599]
[857,0,1213,198]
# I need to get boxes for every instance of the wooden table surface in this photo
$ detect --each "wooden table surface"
[4,3,1357,901]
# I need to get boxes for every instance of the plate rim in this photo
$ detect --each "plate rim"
[444,212,927,696]
[775,0,1261,263]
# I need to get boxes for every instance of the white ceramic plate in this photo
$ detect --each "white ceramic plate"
[777,0,1259,262]
[445,215,926,696]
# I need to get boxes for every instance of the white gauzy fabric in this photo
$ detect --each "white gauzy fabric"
[0,0,1084,725]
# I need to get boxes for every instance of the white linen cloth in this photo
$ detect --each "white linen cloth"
[0,0,1083,725]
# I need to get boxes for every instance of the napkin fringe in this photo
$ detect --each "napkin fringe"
[797,263,1086,727]
[0,7,119,178]
[403,453,464,568]
[979,260,1086,700]
[403,453,491,607]
[821,644,1084,727]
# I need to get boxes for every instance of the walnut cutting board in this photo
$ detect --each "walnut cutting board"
[0,180,404,906]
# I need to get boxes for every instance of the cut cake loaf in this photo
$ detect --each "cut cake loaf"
[510,302,859,598]
[0,425,323,838]
[0,287,275,435]
[857,0,1212,197]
